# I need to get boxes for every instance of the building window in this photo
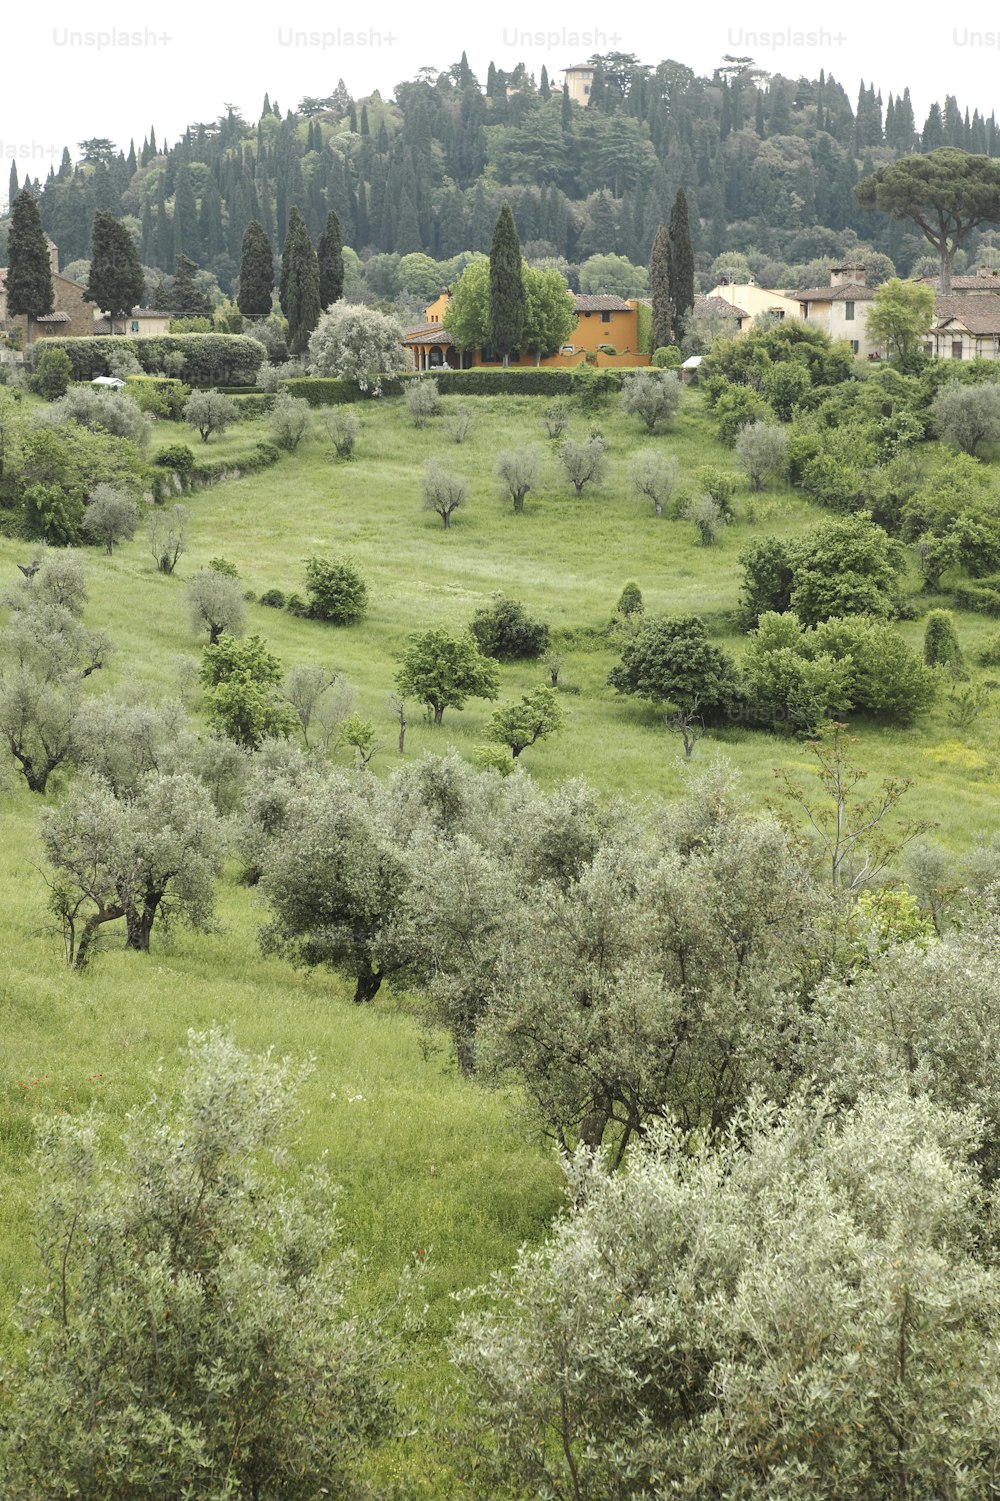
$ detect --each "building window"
[131,320,139,333]
[952,341,964,359]
[924,342,934,356]
[845,301,855,321]
[583,84,590,95]
[601,311,612,323]
[850,340,859,355]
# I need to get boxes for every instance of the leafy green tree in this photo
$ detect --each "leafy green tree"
[6,188,54,343]
[790,513,905,626]
[649,224,673,350]
[932,381,1000,457]
[735,420,789,491]
[667,187,695,337]
[303,555,368,623]
[201,634,296,750]
[866,277,935,359]
[0,1029,392,1494]
[857,147,1000,292]
[608,614,739,722]
[813,616,936,723]
[494,447,540,513]
[187,567,247,644]
[396,629,500,725]
[182,389,237,443]
[455,1089,1000,1500]
[307,303,406,394]
[237,219,275,317]
[442,257,490,355]
[578,254,648,297]
[82,484,139,555]
[279,207,321,356]
[489,201,524,365]
[923,608,964,672]
[83,211,145,334]
[486,687,565,759]
[317,208,345,308]
[522,265,576,362]
[41,769,224,962]
[620,370,680,432]
[741,612,853,732]
[469,596,549,660]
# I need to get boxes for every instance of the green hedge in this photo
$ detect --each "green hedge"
[278,376,403,405]
[39,335,266,387]
[228,393,277,420]
[124,375,189,420]
[953,578,1000,616]
[189,440,282,487]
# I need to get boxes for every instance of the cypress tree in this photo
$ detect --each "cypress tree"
[6,188,54,344]
[539,65,551,102]
[562,83,572,129]
[317,209,344,308]
[237,220,274,316]
[488,199,524,366]
[172,162,200,260]
[924,610,964,673]
[667,188,694,340]
[8,160,18,208]
[170,254,213,318]
[84,212,145,333]
[649,224,673,351]
[280,207,321,356]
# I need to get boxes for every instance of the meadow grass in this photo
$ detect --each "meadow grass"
[2,384,999,1491]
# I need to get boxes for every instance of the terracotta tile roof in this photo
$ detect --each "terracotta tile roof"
[933,296,1000,335]
[402,322,454,345]
[699,294,749,320]
[572,293,633,312]
[35,311,71,323]
[793,284,876,302]
[919,272,1000,290]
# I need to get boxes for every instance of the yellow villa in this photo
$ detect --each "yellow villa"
[404,290,650,370]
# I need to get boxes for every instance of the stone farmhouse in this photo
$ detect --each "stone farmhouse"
[0,240,168,344]
[791,265,881,357]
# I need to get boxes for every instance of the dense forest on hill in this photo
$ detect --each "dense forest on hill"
[6,52,1000,299]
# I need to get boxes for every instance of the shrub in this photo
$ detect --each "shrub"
[924,609,965,673]
[651,346,682,368]
[715,385,775,446]
[447,405,474,443]
[36,385,150,446]
[259,588,286,608]
[616,581,644,618]
[696,466,738,519]
[323,407,359,459]
[31,345,72,400]
[813,615,936,722]
[303,556,368,625]
[469,595,550,660]
[152,444,196,483]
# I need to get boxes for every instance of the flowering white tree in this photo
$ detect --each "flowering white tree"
[307,303,407,395]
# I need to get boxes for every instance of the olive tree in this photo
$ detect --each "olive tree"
[454,1090,1000,1501]
[82,484,140,554]
[148,503,189,574]
[186,567,247,644]
[630,451,679,516]
[0,1029,393,1501]
[620,369,681,432]
[495,447,540,514]
[422,461,468,529]
[323,406,359,459]
[405,377,439,427]
[559,436,607,495]
[932,381,1000,458]
[182,389,238,443]
[283,663,355,751]
[734,420,789,491]
[267,389,311,451]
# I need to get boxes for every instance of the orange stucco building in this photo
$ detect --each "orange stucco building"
[404,291,650,370]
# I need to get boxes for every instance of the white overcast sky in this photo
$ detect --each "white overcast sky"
[2,0,998,191]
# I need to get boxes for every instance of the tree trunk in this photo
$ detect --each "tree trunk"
[353,966,384,1004]
[578,1097,610,1153]
[442,512,450,529]
[125,903,156,952]
[433,705,444,726]
[514,493,524,514]
[941,244,955,296]
[455,1034,476,1075]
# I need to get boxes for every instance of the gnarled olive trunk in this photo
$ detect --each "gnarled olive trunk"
[353,966,384,1004]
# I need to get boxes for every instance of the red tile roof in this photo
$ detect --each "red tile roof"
[572,293,633,312]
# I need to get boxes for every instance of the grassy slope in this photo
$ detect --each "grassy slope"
[2,387,999,1492]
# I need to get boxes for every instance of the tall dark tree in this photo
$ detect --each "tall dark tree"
[237,219,274,316]
[649,224,673,350]
[668,188,695,339]
[84,212,145,333]
[489,200,524,366]
[279,206,321,356]
[8,161,18,210]
[317,209,344,308]
[6,188,54,345]
[172,163,199,260]
[170,253,213,317]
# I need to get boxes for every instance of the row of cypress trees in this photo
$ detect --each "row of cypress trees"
[239,208,345,354]
[650,189,695,350]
